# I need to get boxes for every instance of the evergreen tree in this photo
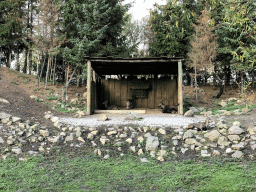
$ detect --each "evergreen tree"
[0,0,26,68]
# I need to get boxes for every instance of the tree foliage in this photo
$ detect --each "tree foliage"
[217,0,256,72]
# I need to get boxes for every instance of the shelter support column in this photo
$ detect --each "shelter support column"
[87,61,92,115]
[178,60,183,114]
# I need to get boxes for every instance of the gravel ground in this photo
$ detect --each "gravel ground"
[58,113,208,128]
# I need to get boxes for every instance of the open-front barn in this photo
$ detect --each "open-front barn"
[86,57,184,115]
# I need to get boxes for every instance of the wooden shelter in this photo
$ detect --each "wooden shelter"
[86,57,184,115]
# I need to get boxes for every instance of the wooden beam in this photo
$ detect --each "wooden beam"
[87,61,92,115]
[178,60,183,114]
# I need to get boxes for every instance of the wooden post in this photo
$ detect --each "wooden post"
[93,70,97,109]
[87,61,92,115]
[178,60,183,115]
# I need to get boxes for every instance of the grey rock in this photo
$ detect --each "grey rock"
[184,110,194,117]
[223,111,232,116]
[157,149,167,156]
[107,131,117,136]
[119,133,127,138]
[144,133,152,138]
[76,132,82,137]
[39,130,49,137]
[183,130,194,140]
[232,151,243,158]
[212,150,220,156]
[228,125,245,135]
[91,130,98,135]
[140,158,149,163]
[185,138,202,146]
[201,150,211,157]
[103,155,110,159]
[98,114,108,121]
[232,144,244,150]
[172,135,182,140]
[251,144,256,150]
[233,121,241,127]
[7,139,15,145]
[189,107,199,112]
[138,149,143,155]
[228,135,240,141]
[226,148,234,154]
[100,138,110,145]
[219,101,227,107]
[18,131,24,136]
[158,128,166,135]
[181,148,188,154]
[251,135,256,140]
[130,146,136,152]
[126,138,132,144]
[173,140,178,146]
[145,135,159,151]
[218,136,230,146]
[0,137,4,144]
[0,98,10,104]
[208,142,217,148]
[12,117,21,122]
[12,147,22,154]
[204,130,220,142]
[28,151,38,155]
[200,111,212,116]
[247,126,256,135]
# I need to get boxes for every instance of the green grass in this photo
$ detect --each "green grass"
[34,98,43,102]
[1,153,256,191]
[46,95,58,100]
[48,89,54,95]
[12,81,18,85]
[45,87,50,90]
[18,74,30,79]
[54,105,74,113]
[33,88,37,93]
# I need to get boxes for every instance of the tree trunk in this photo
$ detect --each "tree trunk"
[6,48,11,68]
[40,52,46,82]
[241,72,244,94]
[252,70,255,88]
[53,56,56,86]
[23,48,28,74]
[16,47,20,71]
[45,56,51,88]
[62,67,77,104]
[77,67,80,87]
[213,73,224,98]
[28,49,32,75]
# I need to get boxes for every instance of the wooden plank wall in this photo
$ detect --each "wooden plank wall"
[99,77,178,109]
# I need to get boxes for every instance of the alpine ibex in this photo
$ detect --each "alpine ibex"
[158,99,178,113]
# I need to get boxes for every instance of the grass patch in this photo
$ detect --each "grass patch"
[54,105,74,113]
[18,74,30,79]
[34,98,43,102]
[48,89,54,95]
[12,81,18,85]
[45,87,50,90]
[33,88,37,93]
[46,95,58,100]
[1,153,256,191]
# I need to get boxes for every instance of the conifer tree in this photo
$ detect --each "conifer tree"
[188,8,218,99]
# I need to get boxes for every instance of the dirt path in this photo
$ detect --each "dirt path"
[0,67,73,126]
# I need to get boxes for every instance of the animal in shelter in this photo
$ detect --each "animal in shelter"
[158,99,178,113]
[126,99,134,109]
[102,100,119,110]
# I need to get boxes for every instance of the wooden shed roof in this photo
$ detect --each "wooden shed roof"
[87,57,184,76]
